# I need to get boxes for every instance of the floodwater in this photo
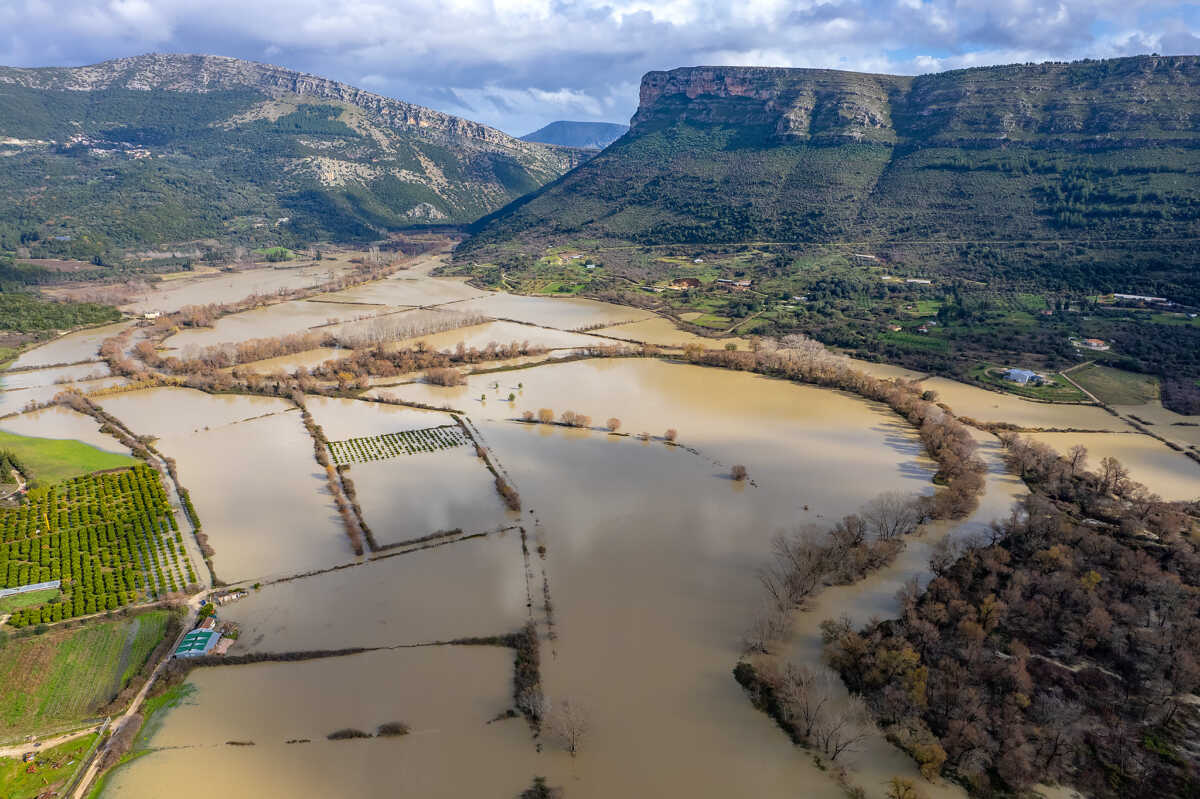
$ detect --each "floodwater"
[348,445,510,546]
[303,394,509,546]
[919,377,1131,431]
[844,356,929,382]
[95,387,292,437]
[9,321,131,369]
[0,361,110,389]
[96,388,347,581]
[0,405,132,455]
[592,317,749,349]
[104,357,948,799]
[1116,401,1200,450]
[220,532,527,652]
[0,376,129,417]
[98,647,538,799]
[452,293,656,330]
[318,273,488,307]
[1023,431,1200,501]
[784,432,1025,797]
[303,395,454,440]
[162,300,386,352]
[395,320,612,353]
[230,347,345,375]
[121,264,353,314]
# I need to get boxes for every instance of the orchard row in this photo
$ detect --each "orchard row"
[326,425,467,465]
[2,465,196,627]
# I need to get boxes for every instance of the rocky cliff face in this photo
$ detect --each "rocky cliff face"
[0,54,587,246]
[0,53,568,162]
[632,56,1200,146]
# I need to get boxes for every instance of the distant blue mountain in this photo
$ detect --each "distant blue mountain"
[520,121,629,150]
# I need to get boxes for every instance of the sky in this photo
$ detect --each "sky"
[1,0,1197,135]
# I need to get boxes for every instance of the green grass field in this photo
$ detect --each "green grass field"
[970,364,1090,403]
[0,611,170,738]
[0,731,98,799]
[0,430,136,485]
[1069,364,1160,405]
[0,588,60,615]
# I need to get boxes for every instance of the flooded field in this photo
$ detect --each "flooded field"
[1023,431,1200,501]
[9,321,131,369]
[120,264,354,314]
[319,273,488,307]
[96,387,292,436]
[232,347,345,374]
[592,317,749,349]
[222,533,526,651]
[1116,401,1200,450]
[98,648,537,799]
[396,319,612,352]
[919,377,1131,431]
[0,376,128,417]
[97,388,346,581]
[0,405,131,454]
[452,293,656,330]
[163,299,384,352]
[0,361,110,389]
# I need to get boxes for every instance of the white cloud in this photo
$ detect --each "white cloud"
[2,0,1196,133]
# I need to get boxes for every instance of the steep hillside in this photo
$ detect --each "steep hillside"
[521,121,629,149]
[0,53,584,258]
[462,56,1200,299]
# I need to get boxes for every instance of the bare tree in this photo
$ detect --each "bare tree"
[861,491,921,540]
[813,694,871,761]
[731,464,748,481]
[1066,444,1088,475]
[743,604,792,653]
[537,408,555,424]
[758,527,829,609]
[664,428,678,442]
[606,417,621,432]
[548,698,589,756]
[775,663,834,741]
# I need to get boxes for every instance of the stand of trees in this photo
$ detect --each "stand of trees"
[825,440,1200,798]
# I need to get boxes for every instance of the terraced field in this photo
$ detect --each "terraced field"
[326,425,467,464]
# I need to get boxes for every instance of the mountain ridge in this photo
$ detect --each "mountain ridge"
[521,120,629,149]
[0,53,586,257]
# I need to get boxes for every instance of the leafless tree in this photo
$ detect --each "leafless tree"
[606,417,621,432]
[862,491,921,540]
[1066,444,1088,475]
[537,408,555,424]
[731,464,748,481]
[743,604,792,653]
[664,428,678,442]
[813,694,871,761]
[758,527,829,609]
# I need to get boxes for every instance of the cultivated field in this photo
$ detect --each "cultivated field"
[0,611,170,738]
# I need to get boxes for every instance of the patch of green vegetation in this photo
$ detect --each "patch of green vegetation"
[0,611,170,737]
[0,588,60,615]
[0,293,120,333]
[969,363,1089,403]
[0,731,98,799]
[253,246,295,262]
[1070,364,1160,405]
[1,465,196,627]
[0,431,136,485]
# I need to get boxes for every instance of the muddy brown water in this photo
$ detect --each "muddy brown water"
[95,388,348,582]
[0,406,132,455]
[1023,431,1200,501]
[9,321,132,369]
[120,264,354,315]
